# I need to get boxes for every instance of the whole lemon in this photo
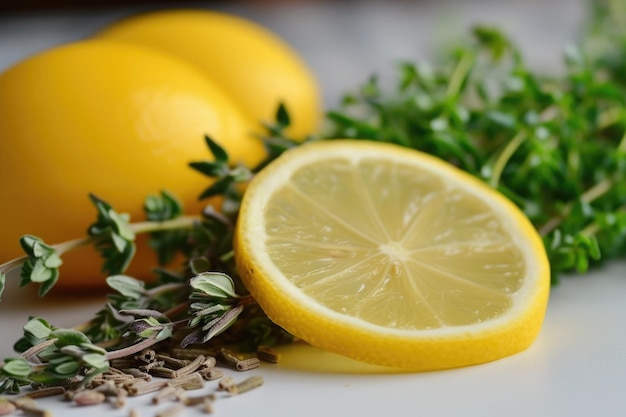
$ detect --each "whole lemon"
[0,40,264,290]
[95,9,322,139]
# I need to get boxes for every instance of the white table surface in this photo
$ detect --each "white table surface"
[1,1,625,416]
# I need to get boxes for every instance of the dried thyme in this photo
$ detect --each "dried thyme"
[227,376,264,395]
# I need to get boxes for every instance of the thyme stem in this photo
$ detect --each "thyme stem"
[162,301,192,320]
[128,216,201,235]
[617,129,626,152]
[145,283,187,298]
[539,176,615,235]
[597,106,624,130]
[489,130,528,188]
[447,51,474,98]
[20,339,58,361]
[0,215,201,279]
[104,335,162,361]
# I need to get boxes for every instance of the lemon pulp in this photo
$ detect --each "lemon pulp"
[267,158,525,329]
[235,140,550,370]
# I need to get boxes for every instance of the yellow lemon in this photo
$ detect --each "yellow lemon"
[0,40,264,290]
[95,9,322,139]
[234,140,550,370]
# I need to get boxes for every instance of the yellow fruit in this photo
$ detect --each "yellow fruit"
[0,39,264,289]
[95,9,322,139]
[234,140,550,370]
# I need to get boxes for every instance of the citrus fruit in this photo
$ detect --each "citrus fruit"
[0,39,264,289]
[234,140,550,370]
[95,9,322,139]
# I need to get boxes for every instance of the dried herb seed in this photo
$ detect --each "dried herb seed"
[155,404,185,417]
[235,357,261,371]
[217,376,235,391]
[73,390,106,406]
[24,386,66,399]
[256,345,282,363]
[0,398,16,416]
[227,376,264,395]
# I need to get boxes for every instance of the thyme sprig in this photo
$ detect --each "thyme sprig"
[0,133,274,394]
[181,272,252,348]
[322,1,625,282]
[1,318,109,393]
[0,201,202,299]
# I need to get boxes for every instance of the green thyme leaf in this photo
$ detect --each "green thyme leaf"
[181,304,244,347]
[81,353,108,370]
[17,235,62,295]
[275,102,291,128]
[51,360,79,377]
[1,358,31,378]
[106,275,146,300]
[204,134,229,164]
[189,160,228,178]
[87,194,136,275]
[23,317,54,341]
[190,272,238,300]
[145,190,184,221]
[188,303,228,328]
[144,190,191,265]
[254,103,311,172]
[199,304,243,342]
[0,357,32,394]
[190,135,254,203]
[49,329,92,348]
[189,256,211,275]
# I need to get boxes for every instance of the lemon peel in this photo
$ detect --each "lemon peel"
[234,140,550,370]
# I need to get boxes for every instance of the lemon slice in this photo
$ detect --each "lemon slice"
[234,140,550,370]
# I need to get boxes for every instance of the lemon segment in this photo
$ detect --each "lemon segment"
[235,140,550,370]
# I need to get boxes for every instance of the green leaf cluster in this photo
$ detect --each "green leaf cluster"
[0,358,31,394]
[18,235,62,296]
[144,190,188,265]
[88,193,136,275]
[79,274,187,345]
[1,318,109,393]
[321,2,626,282]
[181,272,243,347]
[190,135,253,205]
[120,309,174,342]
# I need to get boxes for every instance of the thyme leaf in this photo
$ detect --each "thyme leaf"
[18,235,62,295]
[87,193,136,276]
[190,135,253,202]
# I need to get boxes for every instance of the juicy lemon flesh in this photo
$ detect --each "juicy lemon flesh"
[235,140,550,370]
[266,158,524,329]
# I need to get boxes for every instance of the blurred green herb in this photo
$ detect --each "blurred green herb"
[322,0,626,283]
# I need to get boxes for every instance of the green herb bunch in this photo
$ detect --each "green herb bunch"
[323,0,626,282]
[0,134,294,393]
[1,0,625,394]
